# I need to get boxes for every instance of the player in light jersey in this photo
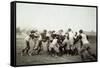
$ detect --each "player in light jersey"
[67,28,74,45]
[79,30,89,49]
[49,38,58,48]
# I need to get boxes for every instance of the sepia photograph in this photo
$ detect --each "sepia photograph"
[15,2,97,66]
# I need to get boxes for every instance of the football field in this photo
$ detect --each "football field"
[16,35,97,66]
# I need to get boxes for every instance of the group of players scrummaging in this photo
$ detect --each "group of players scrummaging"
[22,28,96,61]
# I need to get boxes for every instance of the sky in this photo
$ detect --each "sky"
[16,3,96,32]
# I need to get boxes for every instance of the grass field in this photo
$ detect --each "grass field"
[16,35,97,66]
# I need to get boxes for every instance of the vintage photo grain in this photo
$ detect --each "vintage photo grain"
[15,2,97,66]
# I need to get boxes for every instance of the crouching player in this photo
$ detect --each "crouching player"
[49,35,60,57]
[79,30,96,61]
[21,33,32,56]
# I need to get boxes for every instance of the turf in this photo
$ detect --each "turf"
[16,35,97,65]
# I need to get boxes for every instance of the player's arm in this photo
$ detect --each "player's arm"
[67,33,69,40]
[86,35,89,40]
[78,35,82,39]
[78,35,83,46]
